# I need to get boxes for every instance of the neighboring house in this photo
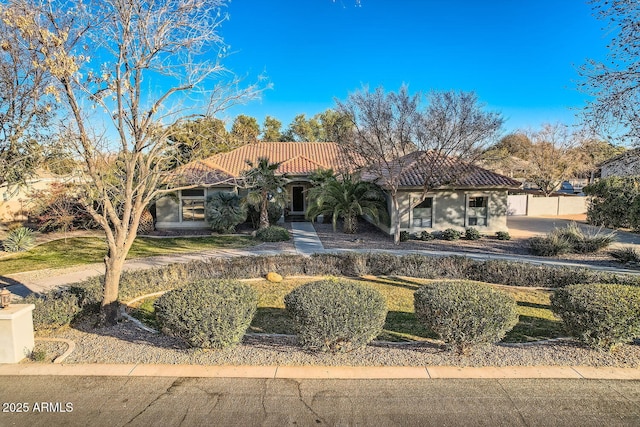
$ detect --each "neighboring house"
[599,148,640,178]
[156,142,521,234]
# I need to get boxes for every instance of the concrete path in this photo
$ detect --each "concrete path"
[291,221,325,255]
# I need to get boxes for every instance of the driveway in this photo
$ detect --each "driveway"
[507,215,640,246]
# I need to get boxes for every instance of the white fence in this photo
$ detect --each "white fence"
[507,195,587,216]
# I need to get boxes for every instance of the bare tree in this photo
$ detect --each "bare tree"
[579,0,640,145]
[336,86,502,244]
[0,3,56,184]
[523,123,580,197]
[5,0,262,324]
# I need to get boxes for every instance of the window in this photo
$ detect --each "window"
[467,196,487,226]
[413,197,433,228]
[181,189,205,222]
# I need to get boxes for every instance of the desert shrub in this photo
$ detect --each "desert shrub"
[27,183,97,232]
[284,278,387,352]
[419,230,436,241]
[609,247,640,265]
[22,291,81,330]
[414,280,519,353]
[247,203,283,229]
[551,283,640,350]
[496,231,511,241]
[441,228,462,241]
[206,191,247,233]
[399,231,410,242]
[531,223,616,256]
[529,235,572,256]
[3,227,35,252]
[154,279,257,349]
[465,227,481,240]
[553,222,616,254]
[255,226,290,242]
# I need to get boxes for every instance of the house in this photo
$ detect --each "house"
[599,148,640,178]
[155,142,521,234]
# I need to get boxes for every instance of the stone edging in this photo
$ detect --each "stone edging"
[35,337,76,364]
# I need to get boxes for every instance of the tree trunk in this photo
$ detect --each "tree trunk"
[391,194,401,245]
[100,253,127,326]
[259,195,270,229]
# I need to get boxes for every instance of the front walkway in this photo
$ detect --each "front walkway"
[290,222,325,256]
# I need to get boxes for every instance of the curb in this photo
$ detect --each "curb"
[1,364,639,380]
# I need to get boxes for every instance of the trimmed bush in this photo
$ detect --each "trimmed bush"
[496,231,511,241]
[255,226,290,242]
[609,247,640,265]
[551,283,640,350]
[284,278,387,352]
[154,279,258,349]
[414,281,519,354]
[419,230,436,241]
[3,227,35,252]
[22,291,81,331]
[399,231,410,242]
[441,228,462,241]
[465,227,481,240]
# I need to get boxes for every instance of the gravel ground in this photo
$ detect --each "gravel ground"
[39,319,640,368]
[313,220,632,270]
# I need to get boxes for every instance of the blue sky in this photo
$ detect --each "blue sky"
[220,0,609,134]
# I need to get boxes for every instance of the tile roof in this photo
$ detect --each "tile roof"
[366,151,522,189]
[170,160,236,186]
[198,142,352,181]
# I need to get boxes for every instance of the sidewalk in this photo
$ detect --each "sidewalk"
[1,363,640,380]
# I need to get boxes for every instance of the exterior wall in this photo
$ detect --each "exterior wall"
[155,187,234,230]
[512,195,588,216]
[382,189,510,235]
[0,176,75,222]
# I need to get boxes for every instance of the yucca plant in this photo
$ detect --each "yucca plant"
[3,227,36,252]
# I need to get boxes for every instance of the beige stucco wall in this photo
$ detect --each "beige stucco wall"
[525,195,587,216]
[382,189,510,235]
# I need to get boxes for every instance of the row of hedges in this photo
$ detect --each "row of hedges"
[26,253,640,333]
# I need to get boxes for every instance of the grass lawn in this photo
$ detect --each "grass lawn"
[130,276,564,344]
[0,235,256,275]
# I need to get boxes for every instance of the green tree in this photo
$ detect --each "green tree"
[583,176,640,230]
[262,116,282,141]
[243,157,288,229]
[289,114,322,141]
[316,109,353,142]
[306,175,388,234]
[231,114,260,144]
[579,0,640,145]
[167,117,230,167]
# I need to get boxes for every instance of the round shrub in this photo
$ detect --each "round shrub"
[414,280,519,354]
[399,231,410,242]
[441,228,462,241]
[255,226,290,242]
[465,227,481,240]
[496,231,511,241]
[284,278,388,353]
[529,235,572,256]
[3,227,35,252]
[154,279,258,349]
[419,230,435,241]
[551,283,640,351]
[23,290,81,331]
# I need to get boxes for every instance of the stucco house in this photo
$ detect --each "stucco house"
[155,142,521,234]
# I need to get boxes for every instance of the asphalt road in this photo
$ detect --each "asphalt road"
[1,376,639,426]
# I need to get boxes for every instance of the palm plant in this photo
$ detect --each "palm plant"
[306,175,388,234]
[243,157,288,229]
[205,191,247,233]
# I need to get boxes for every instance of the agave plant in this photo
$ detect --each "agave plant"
[3,227,36,253]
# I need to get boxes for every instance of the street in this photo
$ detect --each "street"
[1,376,639,426]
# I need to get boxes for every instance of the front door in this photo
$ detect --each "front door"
[291,186,305,213]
